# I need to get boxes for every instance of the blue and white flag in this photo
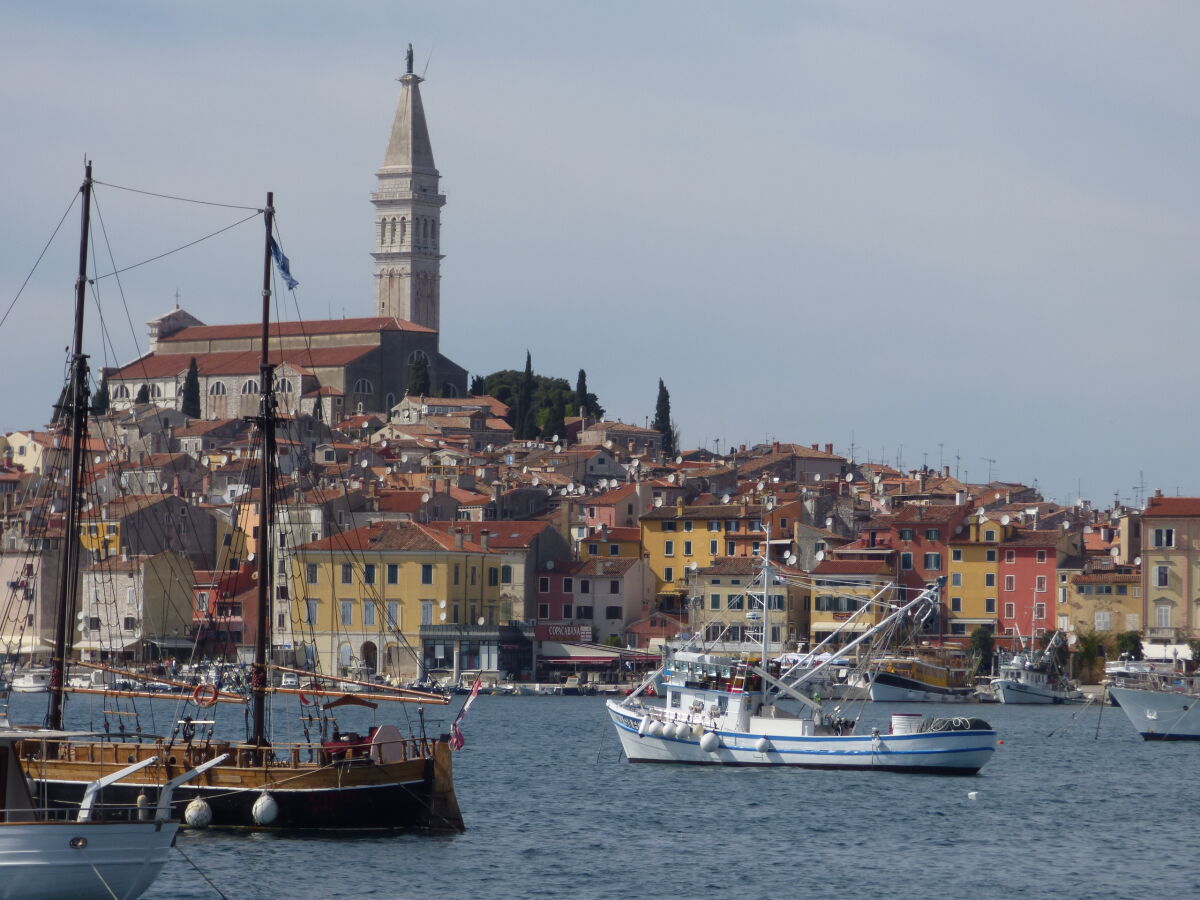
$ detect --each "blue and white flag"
[269,237,299,290]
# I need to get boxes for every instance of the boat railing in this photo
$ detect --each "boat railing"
[1,803,155,825]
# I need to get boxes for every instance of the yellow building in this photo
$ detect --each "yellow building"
[690,557,807,655]
[290,521,503,680]
[808,558,895,647]
[1060,569,1141,637]
[945,516,1011,637]
[578,526,641,561]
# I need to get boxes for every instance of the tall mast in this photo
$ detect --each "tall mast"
[250,192,277,748]
[47,162,94,729]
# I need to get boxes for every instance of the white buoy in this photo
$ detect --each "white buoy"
[647,720,663,738]
[184,797,213,827]
[699,731,720,753]
[967,791,978,801]
[136,793,152,821]
[755,737,772,754]
[637,717,649,737]
[252,791,279,825]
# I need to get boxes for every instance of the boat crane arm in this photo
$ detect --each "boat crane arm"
[759,577,947,712]
[776,580,893,682]
[154,753,230,821]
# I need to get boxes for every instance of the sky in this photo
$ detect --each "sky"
[2,2,1198,509]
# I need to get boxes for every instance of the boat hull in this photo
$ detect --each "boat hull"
[606,701,995,774]
[0,819,176,900]
[868,672,974,704]
[25,739,464,831]
[1107,686,1200,741]
[992,679,1083,705]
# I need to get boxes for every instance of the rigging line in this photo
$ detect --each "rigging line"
[90,210,262,283]
[0,188,80,332]
[92,179,262,212]
[172,842,232,900]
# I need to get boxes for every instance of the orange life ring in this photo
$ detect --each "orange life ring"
[191,683,219,708]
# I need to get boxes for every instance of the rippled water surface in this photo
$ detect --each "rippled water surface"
[7,691,1194,899]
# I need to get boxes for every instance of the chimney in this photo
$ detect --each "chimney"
[739,444,746,453]
[481,530,490,551]
[955,491,965,506]
[676,497,685,517]
[825,443,833,454]
[943,465,950,478]
[455,529,464,550]
[773,441,780,453]
[811,443,818,451]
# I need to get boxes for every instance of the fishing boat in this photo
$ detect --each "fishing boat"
[606,575,997,774]
[865,648,975,703]
[1107,666,1200,740]
[990,632,1083,704]
[16,170,465,831]
[11,668,51,693]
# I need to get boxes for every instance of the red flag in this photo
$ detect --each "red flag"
[448,677,483,752]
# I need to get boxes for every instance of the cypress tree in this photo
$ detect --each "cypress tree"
[469,375,485,395]
[180,357,201,418]
[513,351,537,439]
[406,354,431,396]
[134,384,150,405]
[653,378,674,457]
[92,375,110,416]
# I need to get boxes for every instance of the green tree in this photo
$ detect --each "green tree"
[574,369,603,420]
[512,352,538,440]
[180,358,201,418]
[134,384,150,405]
[542,392,566,444]
[92,375,110,416]
[469,375,485,395]
[1115,631,1144,661]
[652,378,674,457]
[1073,630,1108,684]
[970,627,996,676]
[406,354,430,396]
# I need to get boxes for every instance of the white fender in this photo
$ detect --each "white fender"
[184,797,213,828]
[755,737,772,754]
[699,731,720,753]
[252,791,279,826]
[647,720,663,738]
[637,717,649,737]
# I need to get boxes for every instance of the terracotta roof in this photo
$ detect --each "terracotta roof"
[299,520,493,554]
[1074,573,1140,584]
[813,559,891,576]
[578,557,640,576]
[697,557,761,576]
[1143,496,1200,518]
[109,347,374,381]
[426,520,554,548]
[160,316,434,342]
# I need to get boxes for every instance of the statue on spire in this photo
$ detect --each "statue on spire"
[406,43,414,75]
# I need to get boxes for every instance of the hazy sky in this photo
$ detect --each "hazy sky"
[3,2,1198,508]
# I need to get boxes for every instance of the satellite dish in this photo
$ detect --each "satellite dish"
[546,560,555,571]
[1110,546,1120,558]
[604,440,613,449]
[522,465,529,474]
[385,465,393,474]
[247,553,256,562]
[653,497,663,508]
[486,444,494,452]
[421,493,430,502]
[815,551,825,562]
[845,472,854,483]
[161,483,169,492]
[93,455,102,464]
[439,612,447,621]
[532,476,540,487]
[631,459,639,468]
[546,488,554,496]
[873,475,882,484]
[554,445,562,453]
[1083,525,1093,534]
[551,434,559,443]
[477,617,486,626]
[721,494,731,504]
[439,600,447,608]
[381,440,389,448]
[675,455,683,464]
[786,553,798,566]
[559,488,568,496]
[813,474,822,482]
[360,459,369,469]
[401,454,410,463]
[1134,556,1141,566]
[78,622,88,633]
[476,468,485,478]
[76,611,87,621]
[667,474,676,484]
[825,517,833,529]
[757,481,765,492]
[1000,515,1011,526]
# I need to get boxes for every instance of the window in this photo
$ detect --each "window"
[305,600,318,625]
[563,577,573,593]
[605,605,621,619]
[986,549,997,562]
[501,565,512,583]
[488,567,499,587]
[728,594,744,610]
[1094,611,1112,631]
[421,564,433,585]
[952,549,962,562]
[923,553,941,571]
[471,566,477,586]
[925,528,939,541]
[985,530,996,542]
[386,601,399,627]
[340,601,353,626]
[710,593,721,610]
[1003,602,1015,619]
[710,540,718,555]
[123,616,136,632]
[708,521,720,532]
[587,543,599,556]
[899,528,914,541]
[1034,602,1046,620]
[363,602,376,626]
[1035,575,1047,593]
[1156,603,1171,628]
[985,573,996,588]
[1157,566,1169,588]
[726,542,735,555]
[683,541,693,556]
[951,573,962,587]
[951,597,962,612]
[209,382,227,396]
[421,601,433,625]
[1004,575,1015,592]
[387,564,399,584]
[1153,528,1175,548]
[662,521,677,532]
[562,604,572,619]
[663,567,674,583]
[900,553,913,571]
[664,540,675,557]
[537,603,549,619]
[539,577,549,593]
[353,378,375,395]
[363,564,376,585]
[610,580,620,594]
[580,579,590,594]
[1004,550,1015,564]
[576,605,592,619]
[1036,550,1047,564]
[197,592,208,612]
[454,564,460,586]
[985,598,996,613]
[340,564,353,585]
[241,379,259,395]
[609,544,620,556]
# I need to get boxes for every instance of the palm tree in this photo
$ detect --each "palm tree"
[1073,630,1108,684]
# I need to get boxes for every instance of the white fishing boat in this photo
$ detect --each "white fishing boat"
[11,669,51,693]
[990,632,1084,704]
[607,576,997,774]
[1107,668,1200,741]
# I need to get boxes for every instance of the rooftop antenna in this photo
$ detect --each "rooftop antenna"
[982,457,996,481]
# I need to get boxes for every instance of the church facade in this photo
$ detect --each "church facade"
[104,55,466,423]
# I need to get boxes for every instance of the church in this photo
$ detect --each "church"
[104,53,467,423]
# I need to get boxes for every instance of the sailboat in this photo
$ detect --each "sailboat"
[0,164,224,900]
[17,176,465,831]
[606,547,998,774]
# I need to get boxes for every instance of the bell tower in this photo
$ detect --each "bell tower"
[371,45,444,331]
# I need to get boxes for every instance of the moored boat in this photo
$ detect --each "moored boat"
[866,651,975,703]
[1107,670,1200,740]
[990,632,1083,704]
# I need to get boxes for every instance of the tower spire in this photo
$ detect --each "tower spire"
[371,48,444,330]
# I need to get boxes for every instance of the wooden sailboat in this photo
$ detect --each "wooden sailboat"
[20,187,465,831]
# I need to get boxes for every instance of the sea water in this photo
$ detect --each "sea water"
[7,691,1193,899]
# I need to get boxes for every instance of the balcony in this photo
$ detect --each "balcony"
[1146,626,1181,642]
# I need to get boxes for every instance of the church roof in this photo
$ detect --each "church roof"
[159,316,434,343]
[108,346,376,381]
[381,74,435,171]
